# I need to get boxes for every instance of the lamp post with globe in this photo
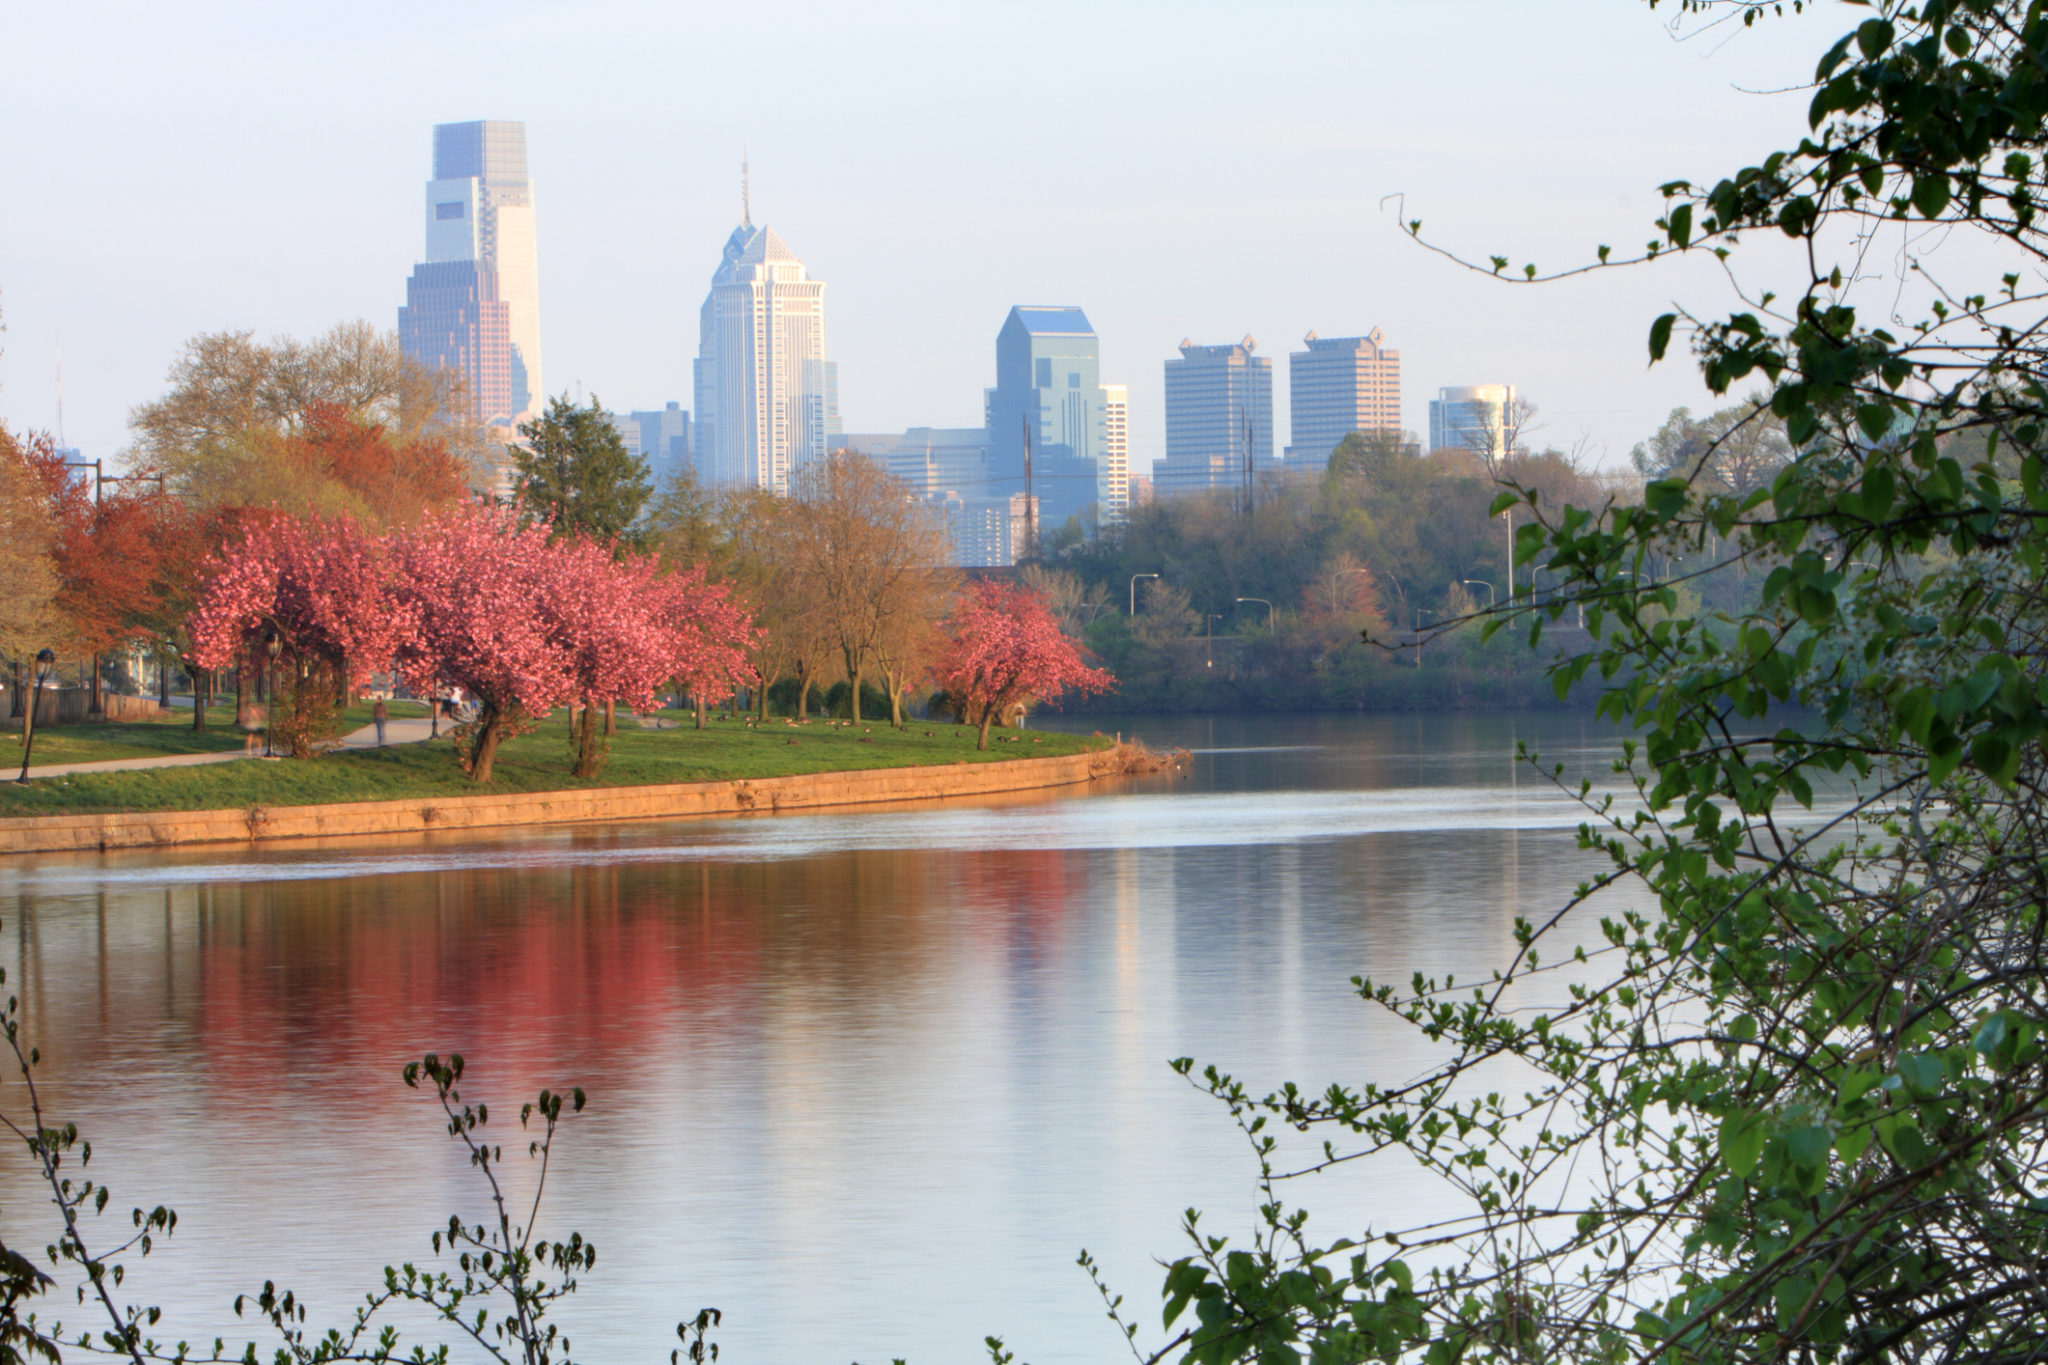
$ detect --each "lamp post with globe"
[15,648,58,784]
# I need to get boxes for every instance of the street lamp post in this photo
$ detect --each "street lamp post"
[1129,572,1159,616]
[1415,609,1438,668]
[1235,597,1275,633]
[15,648,57,784]
[1460,579,1497,610]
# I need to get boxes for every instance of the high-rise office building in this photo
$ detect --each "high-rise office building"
[1155,337,1273,498]
[1429,384,1519,456]
[984,306,1121,528]
[1101,384,1129,518]
[866,427,990,500]
[630,403,691,489]
[398,262,512,427]
[1285,329,1400,469]
[692,195,835,494]
[398,121,543,428]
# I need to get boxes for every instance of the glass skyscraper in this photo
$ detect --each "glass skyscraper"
[1284,329,1401,469]
[692,210,835,494]
[1155,337,1273,498]
[1429,384,1519,456]
[984,306,1122,527]
[398,121,543,429]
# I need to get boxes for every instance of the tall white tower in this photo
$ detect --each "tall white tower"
[423,121,543,423]
[1101,383,1130,519]
[692,178,832,494]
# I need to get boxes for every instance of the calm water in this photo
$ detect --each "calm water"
[0,712,1636,1363]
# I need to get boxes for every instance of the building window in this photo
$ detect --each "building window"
[1068,372,1080,388]
[1035,358,1052,387]
[436,202,465,220]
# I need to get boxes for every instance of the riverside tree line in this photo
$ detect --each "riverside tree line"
[1,318,1806,744]
[0,323,1108,773]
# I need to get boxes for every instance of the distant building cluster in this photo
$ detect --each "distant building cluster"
[397,120,1522,568]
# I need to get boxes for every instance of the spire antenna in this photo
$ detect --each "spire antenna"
[742,148,752,227]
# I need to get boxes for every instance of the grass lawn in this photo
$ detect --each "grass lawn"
[0,710,1110,817]
[2,699,434,768]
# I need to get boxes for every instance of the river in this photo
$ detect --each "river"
[0,712,1634,1363]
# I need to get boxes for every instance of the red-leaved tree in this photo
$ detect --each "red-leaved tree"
[389,503,576,782]
[541,540,754,775]
[188,513,405,756]
[935,580,1115,749]
[642,561,757,734]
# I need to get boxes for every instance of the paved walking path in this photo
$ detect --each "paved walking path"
[16,717,441,780]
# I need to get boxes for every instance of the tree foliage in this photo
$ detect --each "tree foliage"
[787,453,953,724]
[935,580,1114,749]
[511,396,653,546]
[129,322,486,498]
[1113,3,2048,1364]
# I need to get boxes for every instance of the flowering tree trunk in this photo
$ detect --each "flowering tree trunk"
[465,701,519,784]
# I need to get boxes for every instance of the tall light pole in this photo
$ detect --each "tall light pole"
[1130,572,1159,616]
[1414,609,1437,668]
[1236,597,1274,633]
[15,649,57,784]
[1461,579,1497,610]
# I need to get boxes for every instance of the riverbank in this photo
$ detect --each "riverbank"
[0,729,1151,855]
[0,713,1109,816]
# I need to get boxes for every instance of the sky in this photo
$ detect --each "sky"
[0,0,1851,474]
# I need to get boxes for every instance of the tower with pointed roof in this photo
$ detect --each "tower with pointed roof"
[691,179,835,494]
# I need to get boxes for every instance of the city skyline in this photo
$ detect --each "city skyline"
[0,2,1844,471]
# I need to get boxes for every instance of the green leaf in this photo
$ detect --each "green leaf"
[1912,174,1952,219]
[1668,203,1694,248]
[1649,313,1678,362]
[1719,1112,1766,1177]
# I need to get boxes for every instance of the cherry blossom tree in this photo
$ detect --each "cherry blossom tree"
[188,512,404,756]
[543,540,756,774]
[645,561,757,733]
[388,504,576,783]
[935,580,1115,750]
[389,506,759,782]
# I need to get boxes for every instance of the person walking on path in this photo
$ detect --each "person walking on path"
[372,698,389,747]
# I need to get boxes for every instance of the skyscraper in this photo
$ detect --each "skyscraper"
[1285,329,1401,469]
[984,306,1120,528]
[630,403,691,489]
[398,121,543,428]
[1155,337,1272,498]
[1429,384,1519,456]
[1101,383,1129,518]
[692,185,835,494]
[398,262,512,427]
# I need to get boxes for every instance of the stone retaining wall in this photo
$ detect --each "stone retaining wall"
[0,750,1117,856]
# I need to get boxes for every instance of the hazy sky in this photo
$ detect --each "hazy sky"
[1,0,1847,472]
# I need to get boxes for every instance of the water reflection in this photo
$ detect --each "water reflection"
[0,712,1632,1364]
